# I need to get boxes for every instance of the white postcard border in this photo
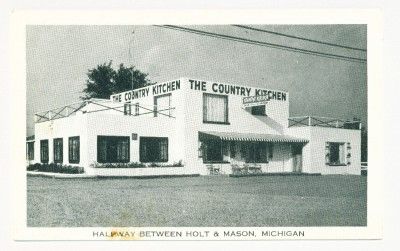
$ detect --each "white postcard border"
[11,9,383,240]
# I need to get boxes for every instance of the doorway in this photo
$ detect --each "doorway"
[292,143,303,173]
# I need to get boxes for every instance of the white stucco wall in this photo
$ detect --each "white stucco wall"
[34,113,89,168]
[309,127,361,175]
[85,114,185,175]
[288,126,361,175]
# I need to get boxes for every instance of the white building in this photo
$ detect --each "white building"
[28,77,362,176]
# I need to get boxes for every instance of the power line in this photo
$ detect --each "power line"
[232,25,367,52]
[154,25,366,63]
[156,25,366,63]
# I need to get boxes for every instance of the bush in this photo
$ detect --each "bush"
[127,162,146,168]
[148,163,161,167]
[91,162,147,168]
[26,163,84,174]
[27,163,41,171]
[91,161,184,168]
[171,160,183,167]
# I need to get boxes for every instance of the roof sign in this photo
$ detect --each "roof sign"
[242,95,270,107]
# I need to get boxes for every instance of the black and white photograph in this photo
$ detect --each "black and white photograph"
[25,23,367,229]
[6,9,386,242]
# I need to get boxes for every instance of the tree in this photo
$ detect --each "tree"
[82,61,153,100]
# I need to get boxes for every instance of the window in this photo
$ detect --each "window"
[124,103,131,115]
[97,136,130,163]
[203,93,229,124]
[268,143,274,159]
[326,142,345,165]
[140,137,168,162]
[230,141,236,158]
[154,94,171,117]
[40,140,49,163]
[68,136,80,164]
[53,138,63,163]
[244,142,268,163]
[201,140,223,162]
[251,105,266,116]
[26,142,34,160]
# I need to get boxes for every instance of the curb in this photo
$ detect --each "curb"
[229,172,322,178]
[27,171,200,179]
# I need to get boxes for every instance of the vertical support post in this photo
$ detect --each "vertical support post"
[336,120,339,128]
[220,139,223,163]
[135,103,139,116]
[308,116,311,126]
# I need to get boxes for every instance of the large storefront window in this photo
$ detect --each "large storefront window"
[140,137,168,162]
[242,142,268,163]
[326,142,345,165]
[68,136,80,164]
[202,140,223,162]
[97,136,130,163]
[40,140,48,163]
[154,93,171,117]
[53,138,63,163]
[203,93,228,124]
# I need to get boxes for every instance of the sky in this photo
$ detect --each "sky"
[26,25,367,136]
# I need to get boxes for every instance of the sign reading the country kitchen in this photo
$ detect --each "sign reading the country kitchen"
[111,79,287,103]
[111,80,181,102]
[188,79,287,102]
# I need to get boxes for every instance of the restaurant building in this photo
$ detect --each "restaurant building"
[28,77,362,176]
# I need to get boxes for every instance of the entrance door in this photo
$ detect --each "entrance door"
[292,144,303,173]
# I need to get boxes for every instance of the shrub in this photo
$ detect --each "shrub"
[127,162,146,168]
[171,160,183,167]
[27,163,41,171]
[90,161,183,168]
[148,163,161,167]
[26,163,84,174]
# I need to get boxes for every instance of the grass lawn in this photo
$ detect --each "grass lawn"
[27,175,367,227]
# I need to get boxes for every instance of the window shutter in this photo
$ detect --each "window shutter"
[346,142,351,165]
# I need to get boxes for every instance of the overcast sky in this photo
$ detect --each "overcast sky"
[26,25,367,136]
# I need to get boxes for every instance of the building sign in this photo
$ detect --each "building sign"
[188,79,287,102]
[242,95,270,107]
[110,78,287,103]
[111,80,181,103]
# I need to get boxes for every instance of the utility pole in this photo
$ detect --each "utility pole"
[129,30,135,90]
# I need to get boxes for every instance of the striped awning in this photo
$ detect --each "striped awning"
[199,131,308,143]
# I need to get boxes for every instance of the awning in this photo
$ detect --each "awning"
[199,131,308,143]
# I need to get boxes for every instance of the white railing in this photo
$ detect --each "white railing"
[35,101,89,123]
[288,116,361,129]
[35,100,176,123]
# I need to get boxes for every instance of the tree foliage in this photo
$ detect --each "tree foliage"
[82,61,153,100]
